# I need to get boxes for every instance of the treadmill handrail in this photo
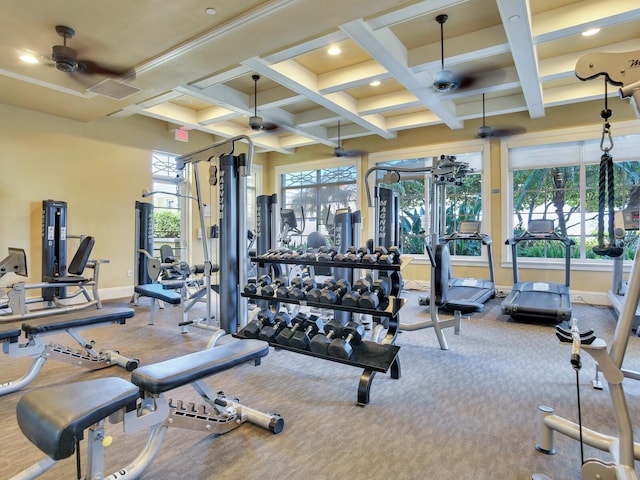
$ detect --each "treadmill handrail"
[507,231,574,286]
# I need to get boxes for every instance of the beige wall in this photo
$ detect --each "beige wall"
[1,103,230,296]
[1,96,637,302]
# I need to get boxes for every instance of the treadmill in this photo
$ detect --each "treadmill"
[501,219,574,324]
[419,220,496,313]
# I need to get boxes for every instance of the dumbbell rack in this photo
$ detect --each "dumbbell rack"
[236,254,403,406]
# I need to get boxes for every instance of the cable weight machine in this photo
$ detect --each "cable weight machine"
[176,136,255,335]
[364,155,476,350]
[532,48,640,480]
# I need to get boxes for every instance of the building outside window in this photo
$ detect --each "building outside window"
[151,151,185,259]
[279,163,357,248]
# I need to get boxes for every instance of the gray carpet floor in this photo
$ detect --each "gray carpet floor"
[1,290,640,480]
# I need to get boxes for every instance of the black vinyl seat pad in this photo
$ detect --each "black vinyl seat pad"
[21,307,135,336]
[0,324,21,343]
[131,339,268,394]
[134,284,182,305]
[16,377,139,460]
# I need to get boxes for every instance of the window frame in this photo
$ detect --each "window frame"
[151,150,188,260]
[500,120,640,273]
[368,139,491,267]
[274,156,361,247]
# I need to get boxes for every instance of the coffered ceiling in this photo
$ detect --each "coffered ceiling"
[1,0,639,154]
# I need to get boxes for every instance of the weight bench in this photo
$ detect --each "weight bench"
[1,307,139,396]
[9,339,283,480]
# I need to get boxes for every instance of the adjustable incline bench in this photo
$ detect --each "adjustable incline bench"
[0,306,139,396]
[9,339,283,480]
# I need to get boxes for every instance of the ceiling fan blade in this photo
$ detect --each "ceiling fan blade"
[334,147,366,157]
[489,126,526,138]
[77,60,134,78]
[476,125,526,139]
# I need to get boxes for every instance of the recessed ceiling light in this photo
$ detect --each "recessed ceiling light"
[582,27,600,37]
[327,46,341,56]
[205,7,217,15]
[369,80,381,87]
[19,53,39,64]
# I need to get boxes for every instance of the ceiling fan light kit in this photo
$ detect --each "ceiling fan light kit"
[52,25,78,72]
[433,69,457,93]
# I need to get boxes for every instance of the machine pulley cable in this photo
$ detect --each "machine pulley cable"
[593,78,623,258]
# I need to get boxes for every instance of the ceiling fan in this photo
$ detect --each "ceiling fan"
[432,14,488,94]
[249,74,279,131]
[476,93,526,139]
[50,25,131,78]
[333,121,366,157]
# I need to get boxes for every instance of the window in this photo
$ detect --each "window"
[277,160,358,248]
[503,125,640,263]
[369,141,489,260]
[151,151,186,259]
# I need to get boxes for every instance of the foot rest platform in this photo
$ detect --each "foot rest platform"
[131,339,268,394]
[17,377,139,461]
[21,306,135,336]
[0,324,21,343]
[134,284,182,305]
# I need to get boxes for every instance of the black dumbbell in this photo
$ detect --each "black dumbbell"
[299,248,317,261]
[243,279,258,295]
[307,278,336,303]
[379,245,402,265]
[275,312,309,345]
[274,276,290,299]
[317,247,336,262]
[358,277,390,310]
[328,321,365,359]
[241,308,275,338]
[288,277,317,300]
[243,274,272,295]
[362,246,388,264]
[289,315,324,350]
[319,278,351,304]
[309,319,344,355]
[341,278,371,307]
[259,311,291,342]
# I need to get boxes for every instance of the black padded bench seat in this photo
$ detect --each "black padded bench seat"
[17,377,139,461]
[21,307,135,336]
[134,284,182,305]
[131,339,268,394]
[0,324,21,343]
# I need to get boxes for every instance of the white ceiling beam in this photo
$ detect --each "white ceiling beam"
[385,110,445,131]
[318,60,390,94]
[358,91,420,116]
[532,1,640,44]
[243,56,395,139]
[496,0,545,118]
[341,18,463,129]
[368,0,469,30]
